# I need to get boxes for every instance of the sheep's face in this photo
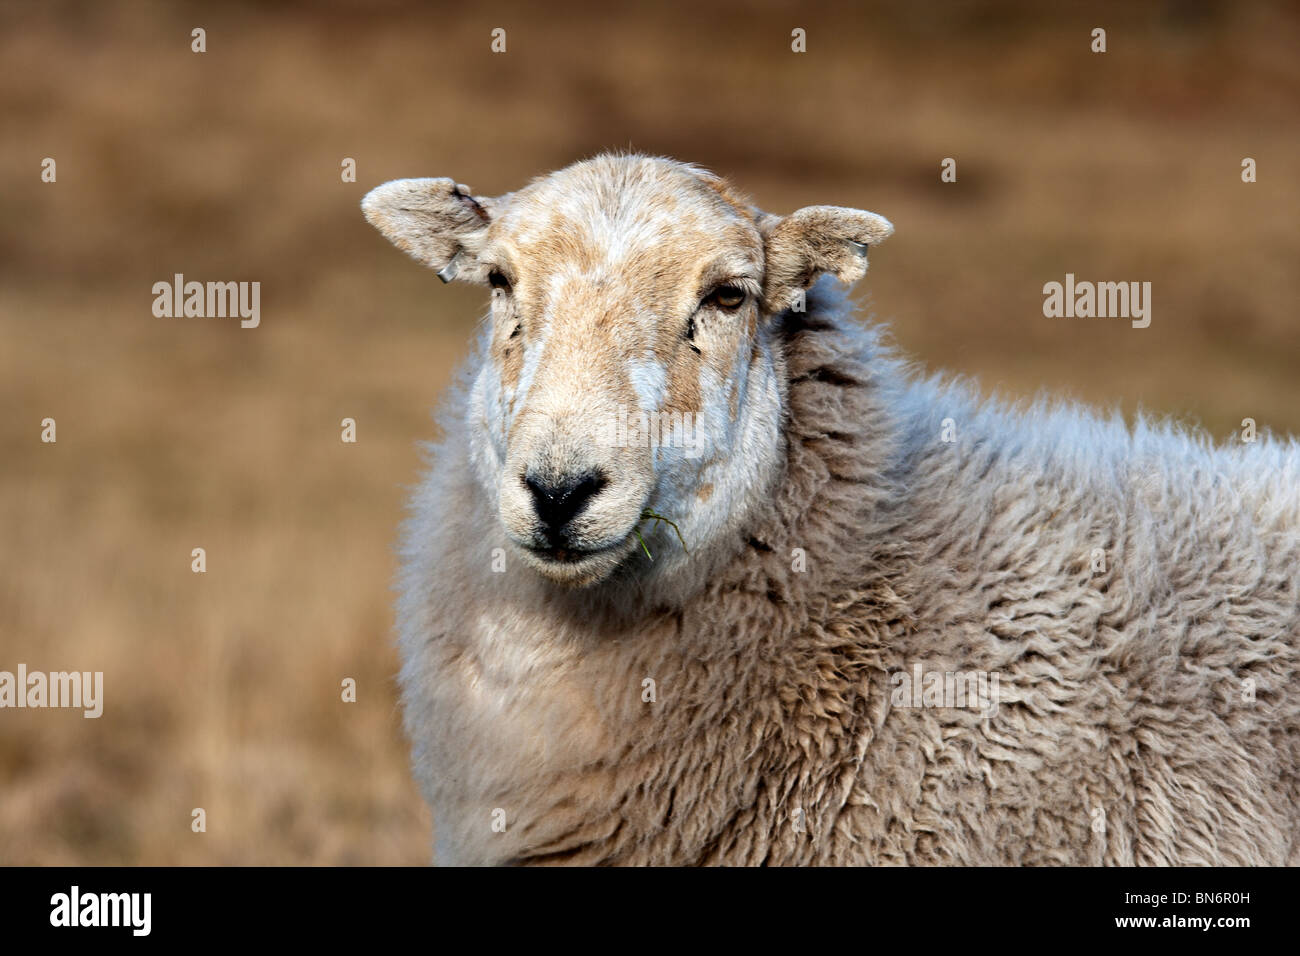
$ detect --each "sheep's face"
[364,155,891,587]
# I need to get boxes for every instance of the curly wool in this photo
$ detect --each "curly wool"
[396,278,1300,866]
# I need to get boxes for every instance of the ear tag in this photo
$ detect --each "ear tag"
[845,239,870,259]
[437,252,462,284]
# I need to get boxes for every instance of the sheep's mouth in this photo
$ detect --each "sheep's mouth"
[516,536,633,587]
[525,542,618,564]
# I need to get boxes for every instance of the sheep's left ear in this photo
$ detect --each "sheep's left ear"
[361,177,504,283]
[760,205,893,312]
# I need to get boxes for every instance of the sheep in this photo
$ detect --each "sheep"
[362,153,1300,866]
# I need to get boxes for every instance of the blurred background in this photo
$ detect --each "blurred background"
[1,0,1297,864]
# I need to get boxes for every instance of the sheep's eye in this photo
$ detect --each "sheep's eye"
[509,323,522,339]
[488,270,512,293]
[706,285,746,311]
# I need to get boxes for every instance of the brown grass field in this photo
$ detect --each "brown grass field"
[1,0,1297,864]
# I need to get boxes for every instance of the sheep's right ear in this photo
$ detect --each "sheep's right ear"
[362,178,500,283]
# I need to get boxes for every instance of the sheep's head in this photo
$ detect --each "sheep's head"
[364,155,891,588]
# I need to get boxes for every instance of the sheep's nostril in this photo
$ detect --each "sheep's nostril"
[523,471,606,540]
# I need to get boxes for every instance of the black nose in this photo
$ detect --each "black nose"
[524,471,606,542]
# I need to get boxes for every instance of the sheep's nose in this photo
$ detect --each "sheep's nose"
[524,471,606,541]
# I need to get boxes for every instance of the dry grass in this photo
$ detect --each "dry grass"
[1,0,1297,864]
